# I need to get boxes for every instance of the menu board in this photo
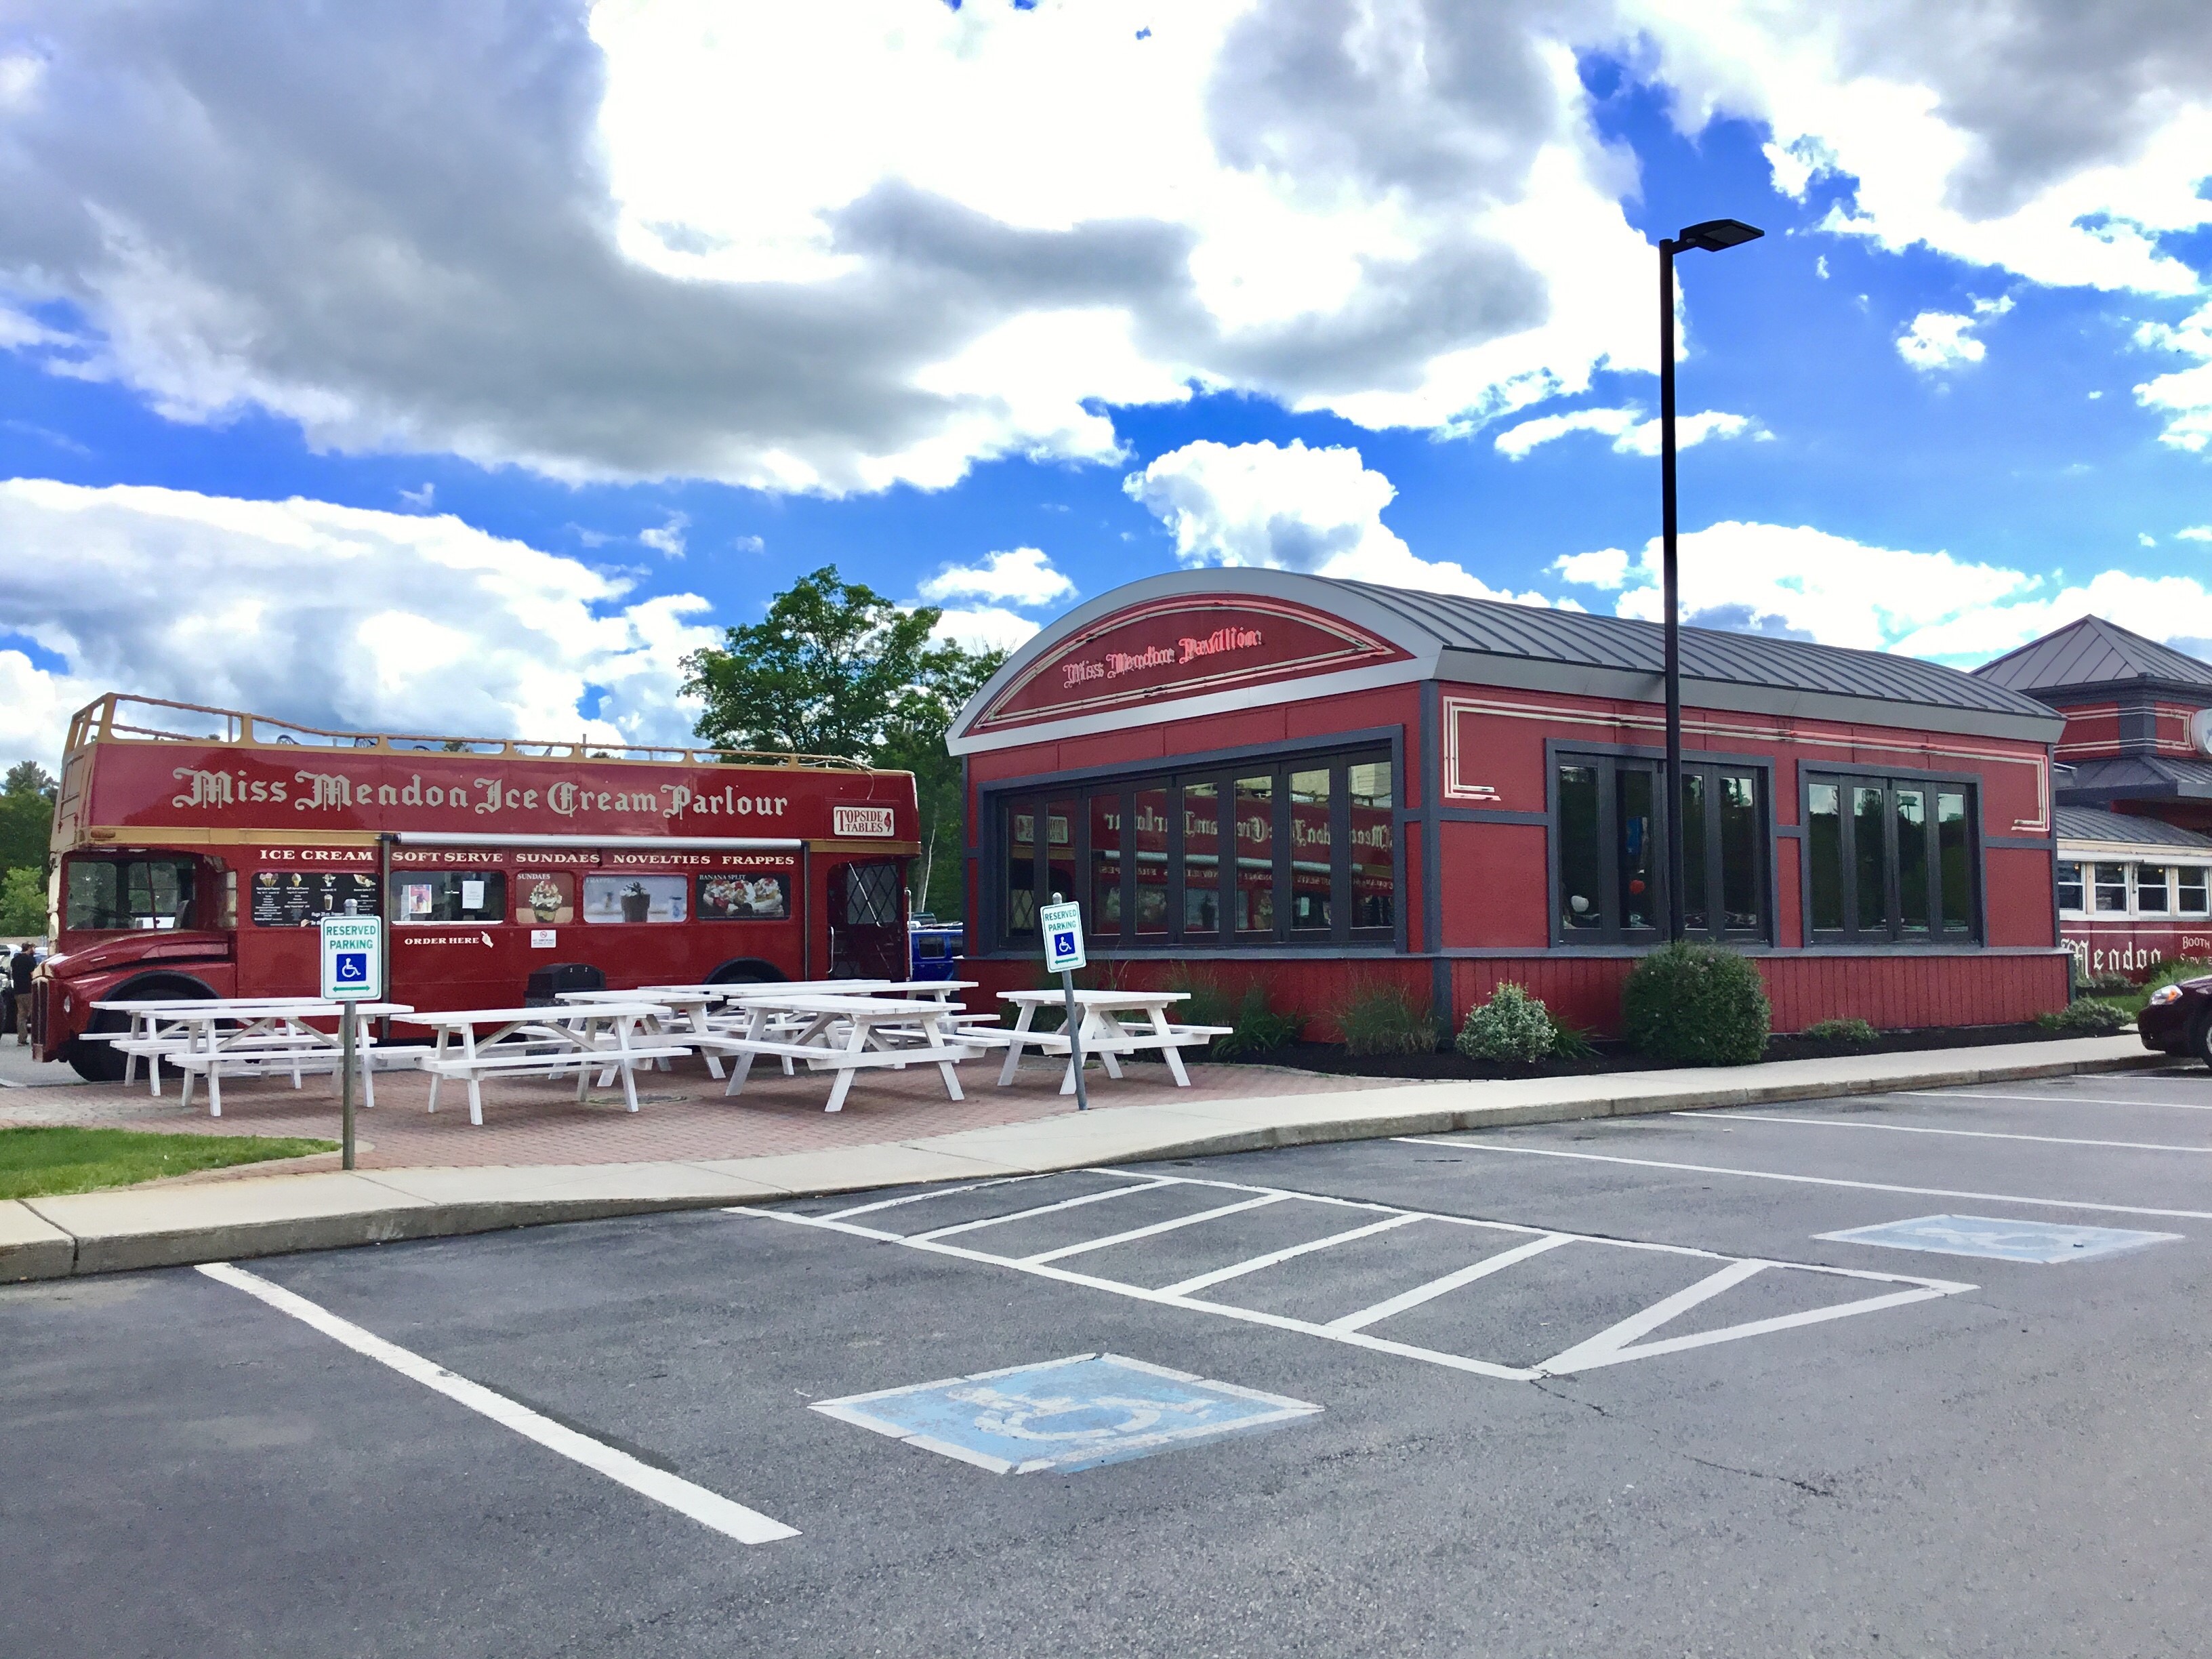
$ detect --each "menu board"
[252,870,380,927]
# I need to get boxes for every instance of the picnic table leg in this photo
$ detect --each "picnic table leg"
[426,1028,445,1115]
[1091,1010,1126,1080]
[998,1002,1037,1087]
[687,1007,725,1080]
[723,1007,770,1097]
[823,1018,869,1113]
[615,1016,642,1113]
[1151,1005,1192,1086]
[206,1052,223,1119]
[462,1026,485,1126]
[928,1010,964,1102]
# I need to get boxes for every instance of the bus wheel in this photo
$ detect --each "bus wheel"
[70,974,216,1083]
[707,960,783,987]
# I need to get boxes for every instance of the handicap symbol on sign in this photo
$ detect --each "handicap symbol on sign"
[334,951,369,984]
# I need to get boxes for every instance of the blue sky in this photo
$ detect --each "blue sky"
[1,1,2209,766]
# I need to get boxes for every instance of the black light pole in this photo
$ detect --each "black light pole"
[1659,217,1762,942]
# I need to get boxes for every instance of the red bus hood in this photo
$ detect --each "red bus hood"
[46,930,232,982]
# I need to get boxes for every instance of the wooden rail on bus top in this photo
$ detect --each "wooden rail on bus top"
[63,693,886,774]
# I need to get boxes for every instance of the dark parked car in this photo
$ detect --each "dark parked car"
[2136,975,2212,1062]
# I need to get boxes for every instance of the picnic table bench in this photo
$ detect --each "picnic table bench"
[985,989,1232,1095]
[391,1003,693,1123]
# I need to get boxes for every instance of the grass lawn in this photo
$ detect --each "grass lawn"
[0,1126,338,1200]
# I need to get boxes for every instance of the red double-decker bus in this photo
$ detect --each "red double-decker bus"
[32,695,919,1080]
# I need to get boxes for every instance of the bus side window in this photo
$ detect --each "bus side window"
[390,870,506,922]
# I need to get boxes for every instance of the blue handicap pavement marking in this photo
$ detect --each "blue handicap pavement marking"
[811,1353,1322,1475]
[1818,1214,2182,1265]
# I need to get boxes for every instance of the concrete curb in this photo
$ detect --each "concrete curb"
[0,1038,2172,1282]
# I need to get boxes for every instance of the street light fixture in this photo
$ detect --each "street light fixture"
[1658,217,1762,943]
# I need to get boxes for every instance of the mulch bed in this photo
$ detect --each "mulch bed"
[1185,1021,2097,1082]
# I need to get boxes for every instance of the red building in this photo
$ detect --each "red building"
[949,571,2070,1040]
[1973,617,2212,980]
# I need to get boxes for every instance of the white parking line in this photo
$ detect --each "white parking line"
[198,1263,798,1546]
[1019,1193,1288,1265]
[910,1178,1168,1241]
[1326,1234,1572,1332]
[821,1176,1036,1221]
[1395,1136,2212,1221]
[1896,1091,2212,1112]
[1672,1111,2212,1155]
[1158,1213,1425,1298]
[735,1172,1971,1382]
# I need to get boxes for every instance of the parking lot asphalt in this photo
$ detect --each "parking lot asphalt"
[7,1067,2212,1658]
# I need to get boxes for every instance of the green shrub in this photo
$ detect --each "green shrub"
[1213,983,1303,1058]
[1622,943,1771,1066]
[1547,1020,1597,1061]
[2074,970,2135,996]
[1456,983,1557,1063]
[1168,970,1236,1034]
[1801,1017,1879,1044]
[1338,982,1440,1057]
[2139,958,2212,996]
[2038,1000,2132,1034]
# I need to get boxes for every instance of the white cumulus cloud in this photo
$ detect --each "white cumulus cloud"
[1494,405,1761,459]
[1124,438,1551,602]
[917,546,1076,611]
[2134,301,2212,453]
[0,480,718,772]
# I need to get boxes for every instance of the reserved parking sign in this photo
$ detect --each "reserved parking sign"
[1040,900,1086,973]
[319,914,385,1000]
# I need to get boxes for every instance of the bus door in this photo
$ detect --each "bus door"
[827,858,907,980]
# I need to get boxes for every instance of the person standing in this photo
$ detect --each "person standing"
[9,939,35,1046]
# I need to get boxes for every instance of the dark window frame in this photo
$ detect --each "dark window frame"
[1798,766,1983,946]
[983,737,1403,954]
[1545,741,1776,949]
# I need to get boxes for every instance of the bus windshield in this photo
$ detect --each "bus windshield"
[66,858,198,931]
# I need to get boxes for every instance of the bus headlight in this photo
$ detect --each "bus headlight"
[2148,985,2182,1006]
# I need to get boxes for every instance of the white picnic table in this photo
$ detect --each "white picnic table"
[390,1003,693,1123]
[989,989,1231,1095]
[91,998,415,1115]
[556,987,733,1078]
[717,992,979,1113]
[91,997,335,1097]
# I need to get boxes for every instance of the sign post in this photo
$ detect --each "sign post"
[1040,893,1088,1111]
[319,914,384,1170]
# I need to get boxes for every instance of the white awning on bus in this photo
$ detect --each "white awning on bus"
[392,833,804,851]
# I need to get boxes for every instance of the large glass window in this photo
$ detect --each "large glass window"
[1804,774,1980,943]
[992,749,1395,949]
[1132,787,1170,937]
[1347,762,1394,931]
[392,869,506,923]
[2093,863,2128,914]
[1553,757,1765,944]
[2181,867,2209,916]
[1182,783,1221,937]
[2055,861,2085,914]
[1288,766,1332,933]
[2136,865,2171,914]
[65,858,197,932]
[1233,773,1275,939]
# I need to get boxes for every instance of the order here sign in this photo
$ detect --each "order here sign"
[319,914,385,1001]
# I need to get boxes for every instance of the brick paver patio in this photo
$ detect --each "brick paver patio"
[1,1050,1410,1172]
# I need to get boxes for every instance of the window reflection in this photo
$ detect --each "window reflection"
[1347,762,1393,933]
[1234,774,1275,937]
[1182,783,1221,935]
[1289,767,1331,931]
[1133,787,1170,935]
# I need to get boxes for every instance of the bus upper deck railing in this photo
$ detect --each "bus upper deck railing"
[62,693,876,773]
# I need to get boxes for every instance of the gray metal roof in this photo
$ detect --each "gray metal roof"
[1973,615,2212,694]
[2054,804,2212,849]
[1334,580,2056,720]
[2059,754,2212,802]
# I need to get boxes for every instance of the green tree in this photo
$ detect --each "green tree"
[682,566,1008,920]
[683,567,943,758]
[0,865,45,936]
[0,762,57,880]
[877,639,1008,919]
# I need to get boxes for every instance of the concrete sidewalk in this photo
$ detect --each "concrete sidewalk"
[0,1036,2174,1280]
